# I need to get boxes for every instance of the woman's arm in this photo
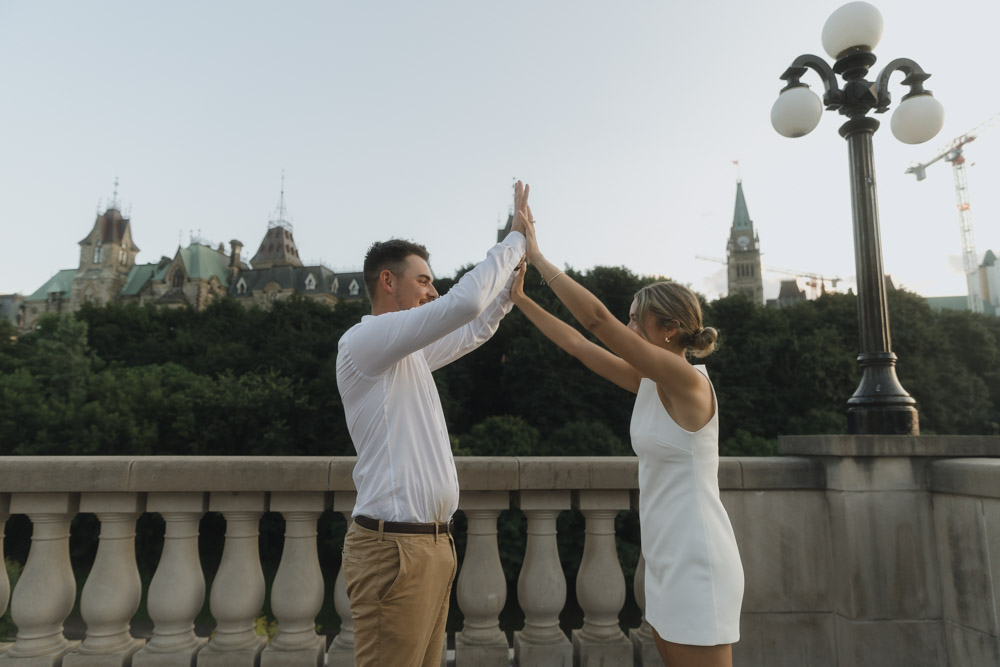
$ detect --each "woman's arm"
[512,269,641,393]
[521,210,704,397]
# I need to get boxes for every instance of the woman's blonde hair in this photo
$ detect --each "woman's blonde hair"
[633,281,718,358]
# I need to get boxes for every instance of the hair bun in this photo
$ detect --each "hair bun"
[688,326,718,358]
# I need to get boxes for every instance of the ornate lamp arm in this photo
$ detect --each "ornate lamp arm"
[780,54,843,108]
[873,58,933,113]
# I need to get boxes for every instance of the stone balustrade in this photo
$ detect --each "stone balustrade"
[0,436,997,667]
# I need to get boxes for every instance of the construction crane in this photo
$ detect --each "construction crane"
[695,255,841,297]
[766,267,842,297]
[905,113,999,314]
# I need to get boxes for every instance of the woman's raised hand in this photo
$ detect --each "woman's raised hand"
[511,258,527,304]
[520,203,541,263]
[511,181,530,236]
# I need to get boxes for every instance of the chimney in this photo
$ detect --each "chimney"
[230,240,243,268]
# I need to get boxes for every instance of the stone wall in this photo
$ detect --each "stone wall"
[0,438,997,666]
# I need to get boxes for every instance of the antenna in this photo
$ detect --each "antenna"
[268,169,294,232]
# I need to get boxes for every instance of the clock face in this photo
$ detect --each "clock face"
[737,235,750,249]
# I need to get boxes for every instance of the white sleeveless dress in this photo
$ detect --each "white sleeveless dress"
[630,366,744,646]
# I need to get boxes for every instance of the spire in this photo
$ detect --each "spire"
[732,181,753,231]
[109,176,120,211]
[268,170,293,232]
[252,171,303,269]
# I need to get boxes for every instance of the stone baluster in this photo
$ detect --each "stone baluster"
[326,492,356,667]
[3,493,81,665]
[455,491,509,667]
[261,492,329,667]
[513,490,571,667]
[571,490,632,667]
[133,492,209,667]
[629,552,659,665]
[196,492,267,667]
[0,493,10,657]
[628,489,658,665]
[65,493,147,667]
[0,494,9,622]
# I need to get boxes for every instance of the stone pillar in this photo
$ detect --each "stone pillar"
[512,490,571,667]
[571,490,631,667]
[629,552,658,666]
[326,492,356,667]
[260,492,329,667]
[65,493,147,667]
[3,493,81,665]
[779,435,950,667]
[455,491,509,667]
[196,493,267,667]
[134,492,209,667]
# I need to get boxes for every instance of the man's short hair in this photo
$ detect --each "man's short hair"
[363,239,430,299]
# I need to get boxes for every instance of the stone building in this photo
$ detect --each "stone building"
[767,279,808,309]
[978,249,999,316]
[726,180,764,305]
[226,190,364,308]
[70,206,141,311]
[16,184,366,332]
[119,242,235,310]
[21,205,139,331]
[0,294,23,330]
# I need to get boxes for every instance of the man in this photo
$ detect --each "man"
[336,182,530,666]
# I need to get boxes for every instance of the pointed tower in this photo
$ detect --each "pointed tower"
[71,179,141,309]
[726,180,764,305]
[250,176,303,270]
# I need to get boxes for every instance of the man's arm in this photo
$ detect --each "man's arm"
[344,232,526,377]
[421,267,521,372]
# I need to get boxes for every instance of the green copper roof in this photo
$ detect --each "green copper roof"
[733,181,753,231]
[154,244,231,287]
[121,263,157,296]
[925,296,971,312]
[25,269,76,301]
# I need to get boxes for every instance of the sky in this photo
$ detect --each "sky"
[1,0,998,303]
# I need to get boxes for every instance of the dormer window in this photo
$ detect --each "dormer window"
[236,278,248,295]
[305,273,316,291]
[348,279,359,296]
[119,247,127,265]
[332,278,339,293]
[93,242,103,264]
[172,270,184,288]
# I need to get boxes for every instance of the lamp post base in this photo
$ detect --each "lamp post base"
[846,352,920,435]
[847,405,919,436]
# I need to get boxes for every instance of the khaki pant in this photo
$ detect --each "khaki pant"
[342,520,457,667]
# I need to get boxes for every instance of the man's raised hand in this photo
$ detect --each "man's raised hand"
[512,180,530,237]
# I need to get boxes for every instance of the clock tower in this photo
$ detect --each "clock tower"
[726,180,764,305]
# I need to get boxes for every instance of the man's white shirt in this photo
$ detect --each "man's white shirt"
[336,232,526,523]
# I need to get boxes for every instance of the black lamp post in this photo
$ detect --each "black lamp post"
[771,1,945,435]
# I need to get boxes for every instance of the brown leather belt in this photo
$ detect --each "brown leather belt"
[354,514,453,535]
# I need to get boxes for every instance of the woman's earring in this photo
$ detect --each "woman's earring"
[665,336,671,343]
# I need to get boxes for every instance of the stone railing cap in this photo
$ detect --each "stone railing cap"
[778,435,1000,458]
[928,459,1000,499]
[0,455,827,494]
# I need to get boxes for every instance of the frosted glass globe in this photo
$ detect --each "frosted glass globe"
[890,94,945,144]
[771,86,823,138]
[821,2,884,59]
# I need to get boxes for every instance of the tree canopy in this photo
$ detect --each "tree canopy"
[1,265,997,459]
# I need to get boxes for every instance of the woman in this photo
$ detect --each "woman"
[512,201,744,667]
